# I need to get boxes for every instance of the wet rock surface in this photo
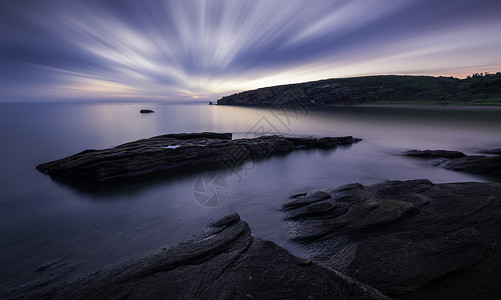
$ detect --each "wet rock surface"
[36,132,361,187]
[5,214,388,300]
[403,149,501,176]
[403,149,466,159]
[283,179,501,298]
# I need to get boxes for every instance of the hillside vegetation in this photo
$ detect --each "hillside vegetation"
[216,72,501,106]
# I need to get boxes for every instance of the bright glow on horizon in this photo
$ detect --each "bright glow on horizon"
[0,0,500,102]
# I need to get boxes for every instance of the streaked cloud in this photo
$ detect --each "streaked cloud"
[0,0,500,102]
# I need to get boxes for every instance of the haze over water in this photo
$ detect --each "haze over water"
[1,102,500,288]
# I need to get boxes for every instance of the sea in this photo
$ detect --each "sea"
[1,102,500,289]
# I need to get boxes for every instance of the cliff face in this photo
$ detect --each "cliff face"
[216,73,501,106]
[217,81,364,106]
[217,80,365,106]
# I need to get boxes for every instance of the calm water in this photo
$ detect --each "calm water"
[1,102,501,289]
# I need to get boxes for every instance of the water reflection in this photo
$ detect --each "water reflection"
[1,102,501,290]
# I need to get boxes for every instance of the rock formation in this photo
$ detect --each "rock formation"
[282,179,501,298]
[5,214,389,300]
[36,132,361,187]
[403,149,501,176]
[216,74,501,106]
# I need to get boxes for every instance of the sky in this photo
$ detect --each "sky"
[1,0,500,102]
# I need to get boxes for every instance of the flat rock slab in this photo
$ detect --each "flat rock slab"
[403,149,501,176]
[6,214,388,300]
[36,132,360,186]
[282,179,501,298]
[403,149,466,159]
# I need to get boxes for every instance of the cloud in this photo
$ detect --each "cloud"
[0,0,500,102]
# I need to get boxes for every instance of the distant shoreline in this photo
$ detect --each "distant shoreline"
[355,103,501,110]
[216,103,501,111]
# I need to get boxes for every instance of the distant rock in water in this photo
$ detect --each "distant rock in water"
[403,149,467,159]
[403,149,501,176]
[140,109,154,113]
[36,132,361,188]
[9,213,389,299]
[282,179,501,299]
[479,148,501,155]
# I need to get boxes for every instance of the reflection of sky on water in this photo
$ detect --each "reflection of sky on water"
[0,103,500,288]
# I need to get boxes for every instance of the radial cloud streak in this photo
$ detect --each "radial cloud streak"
[0,0,500,102]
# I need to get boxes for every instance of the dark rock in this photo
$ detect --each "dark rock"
[403,149,466,159]
[8,214,389,300]
[217,81,364,106]
[479,148,501,155]
[209,101,213,105]
[403,149,501,176]
[140,109,154,113]
[36,133,361,187]
[444,155,501,176]
[283,180,501,298]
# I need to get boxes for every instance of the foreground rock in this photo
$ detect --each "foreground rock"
[37,132,360,186]
[283,180,501,299]
[7,214,388,300]
[403,149,501,176]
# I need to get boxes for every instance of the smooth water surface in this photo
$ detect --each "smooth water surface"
[1,102,500,289]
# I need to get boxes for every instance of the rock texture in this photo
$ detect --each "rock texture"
[403,149,466,159]
[6,214,389,300]
[217,82,364,106]
[403,149,501,176]
[36,132,360,186]
[282,179,501,299]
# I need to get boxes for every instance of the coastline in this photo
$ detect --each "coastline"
[216,102,501,111]
[355,103,501,110]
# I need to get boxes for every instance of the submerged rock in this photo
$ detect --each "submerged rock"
[443,155,501,176]
[139,109,154,113]
[403,149,501,176]
[36,132,361,187]
[403,149,466,159]
[283,179,501,298]
[9,214,388,300]
[480,148,501,155]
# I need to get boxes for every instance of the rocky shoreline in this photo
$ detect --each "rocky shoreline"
[282,179,501,299]
[26,133,501,299]
[5,214,388,300]
[36,132,361,188]
[6,177,501,299]
[6,179,501,299]
[404,149,501,177]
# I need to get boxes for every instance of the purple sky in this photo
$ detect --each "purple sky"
[1,0,500,102]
